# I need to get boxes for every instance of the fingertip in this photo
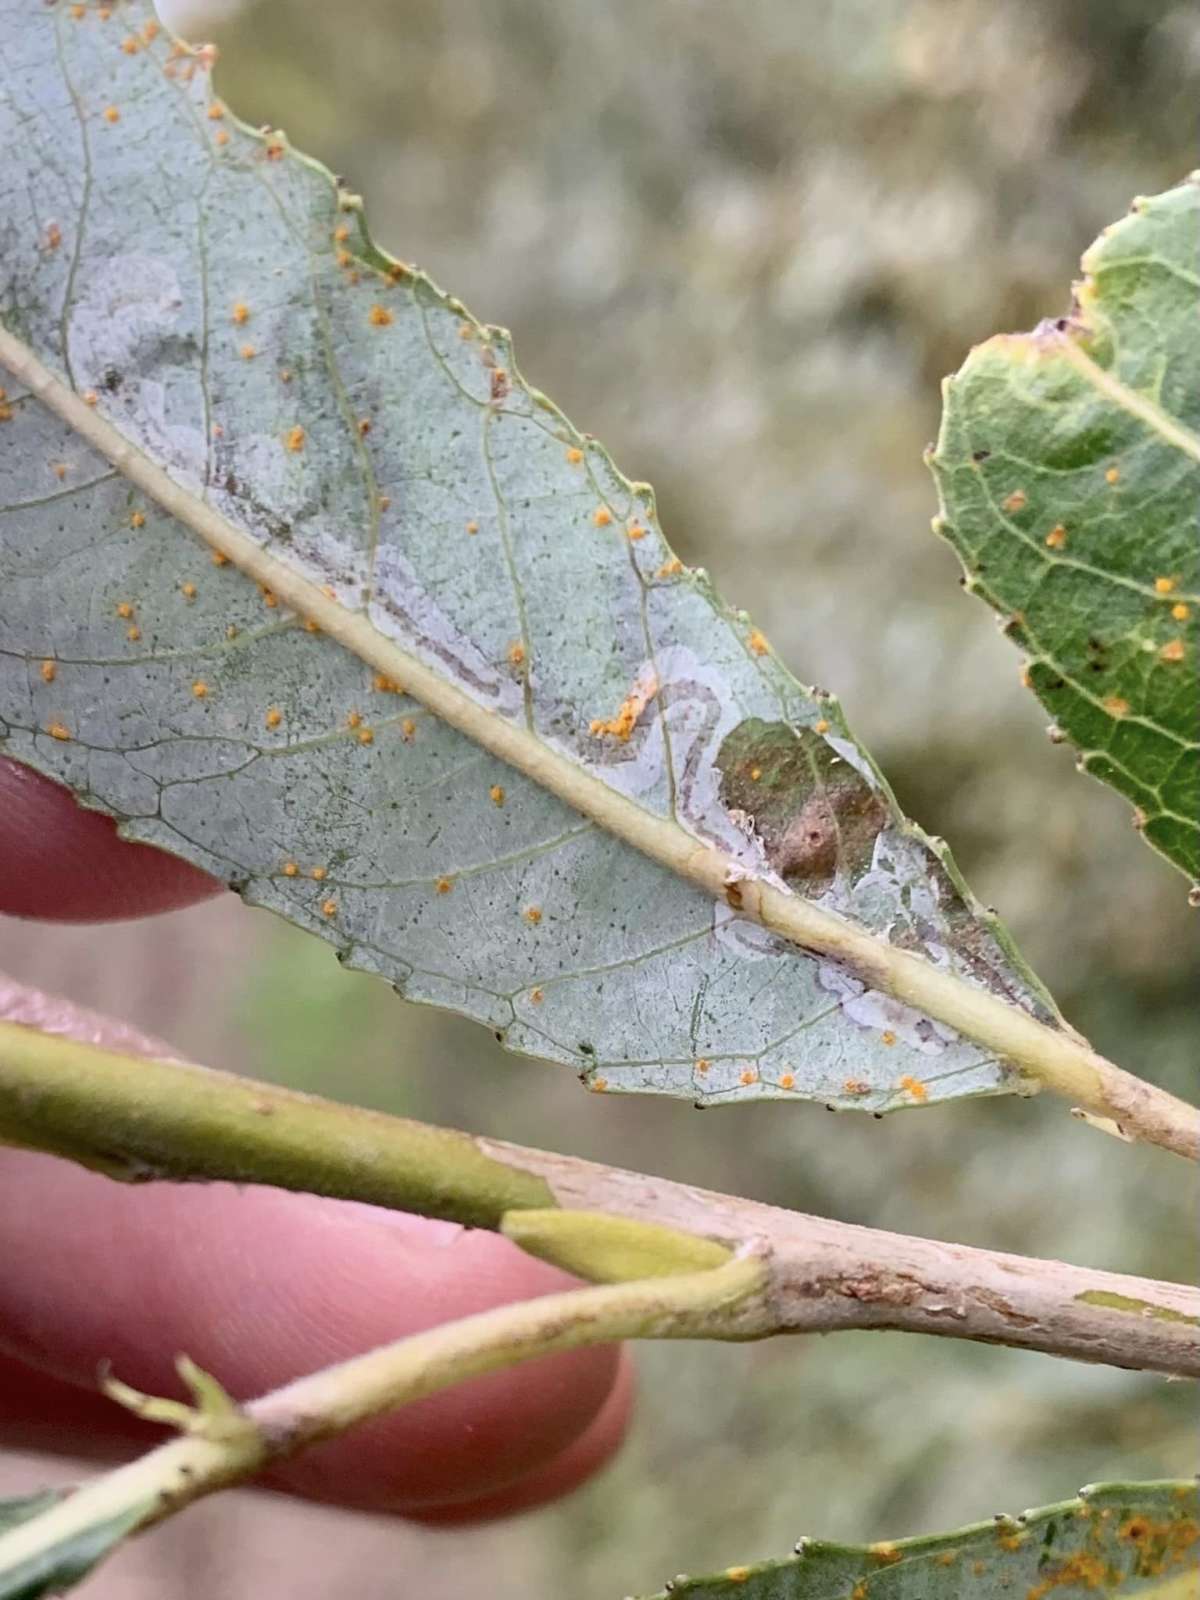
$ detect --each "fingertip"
[407,1347,635,1524]
[0,757,223,921]
[0,1158,630,1517]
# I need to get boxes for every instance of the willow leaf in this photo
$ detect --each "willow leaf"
[0,0,1059,1114]
[0,1491,144,1600]
[640,1481,1200,1600]
[931,177,1200,890]
[0,1501,60,1543]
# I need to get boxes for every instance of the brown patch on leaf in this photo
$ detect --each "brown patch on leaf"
[716,719,888,894]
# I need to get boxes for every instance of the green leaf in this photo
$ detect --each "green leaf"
[0,0,1057,1113]
[930,177,1200,890]
[637,1481,1200,1599]
[0,1502,62,1542]
[0,1492,143,1600]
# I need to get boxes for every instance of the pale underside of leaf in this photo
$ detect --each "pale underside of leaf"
[0,0,1057,1114]
[0,1490,144,1600]
[930,177,1200,886]
[640,1481,1200,1600]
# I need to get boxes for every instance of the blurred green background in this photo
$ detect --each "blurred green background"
[1,1,1197,1594]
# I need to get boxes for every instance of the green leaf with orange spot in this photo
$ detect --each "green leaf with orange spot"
[930,177,1200,890]
[0,0,1061,1117]
[637,1481,1199,1600]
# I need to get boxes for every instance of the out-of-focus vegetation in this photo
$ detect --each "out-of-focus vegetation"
[1,2,1196,1594]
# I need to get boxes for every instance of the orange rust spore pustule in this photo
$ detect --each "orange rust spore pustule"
[1045,524,1068,550]
[1026,1552,1111,1600]
[589,672,658,743]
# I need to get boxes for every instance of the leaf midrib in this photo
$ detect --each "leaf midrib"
[1056,332,1200,464]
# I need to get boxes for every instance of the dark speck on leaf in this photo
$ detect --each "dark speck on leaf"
[971,449,991,462]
